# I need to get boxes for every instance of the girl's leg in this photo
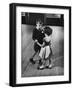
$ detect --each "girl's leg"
[45,47,53,69]
[37,47,46,70]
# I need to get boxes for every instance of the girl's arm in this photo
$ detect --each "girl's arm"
[44,34,52,42]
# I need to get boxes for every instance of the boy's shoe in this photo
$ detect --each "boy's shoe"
[30,58,36,64]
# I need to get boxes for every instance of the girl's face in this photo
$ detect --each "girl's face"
[36,22,42,30]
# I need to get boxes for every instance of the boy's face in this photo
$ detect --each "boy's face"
[36,22,42,30]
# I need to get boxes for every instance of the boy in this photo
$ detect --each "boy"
[30,20,45,64]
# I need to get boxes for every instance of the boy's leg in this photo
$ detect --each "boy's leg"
[30,52,37,64]
[30,43,41,64]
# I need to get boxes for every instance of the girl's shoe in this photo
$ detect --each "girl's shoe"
[37,65,45,70]
[45,64,53,69]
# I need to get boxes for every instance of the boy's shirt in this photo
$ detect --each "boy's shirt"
[32,28,45,44]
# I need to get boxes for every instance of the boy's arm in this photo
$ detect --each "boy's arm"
[35,40,42,47]
[36,41,45,47]
[32,28,36,40]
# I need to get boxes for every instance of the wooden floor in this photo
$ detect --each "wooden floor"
[22,56,64,77]
[21,25,64,77]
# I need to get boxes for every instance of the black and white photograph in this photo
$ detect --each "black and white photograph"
[10,3,71,86]
[21,12,64,77]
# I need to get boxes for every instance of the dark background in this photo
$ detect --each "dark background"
[21,12,64,26]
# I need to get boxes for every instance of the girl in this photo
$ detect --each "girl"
[38,26,53,70]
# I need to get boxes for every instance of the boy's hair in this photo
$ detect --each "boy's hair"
[36,19,43,26]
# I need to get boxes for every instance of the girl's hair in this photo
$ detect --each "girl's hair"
[44,26,52,36]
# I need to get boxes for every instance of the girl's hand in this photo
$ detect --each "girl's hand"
[35,40,38,43]
[41,42,45,47]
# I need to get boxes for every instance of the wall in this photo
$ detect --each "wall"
[22,13,64,26]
